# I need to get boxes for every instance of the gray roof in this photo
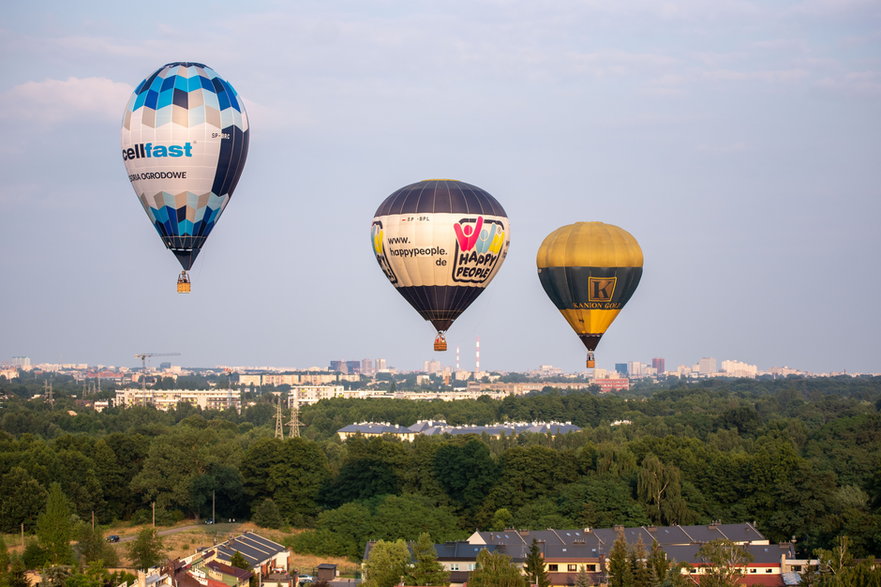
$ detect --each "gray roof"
[338,422,411,434]
[664,543,793,565]
[215,532,286,568]
[433,542,505,561]
[340,421,581,438]
[677,523,765,543]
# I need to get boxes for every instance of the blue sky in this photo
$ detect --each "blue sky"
[1,0,879,374]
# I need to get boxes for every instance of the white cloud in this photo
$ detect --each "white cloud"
[0,77,133,126]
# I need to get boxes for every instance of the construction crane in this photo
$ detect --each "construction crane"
[134,352,181,393]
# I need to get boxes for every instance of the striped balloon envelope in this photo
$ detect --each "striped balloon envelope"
[121,62,249,292]
[536,222,643,368]
[371,179,510,351]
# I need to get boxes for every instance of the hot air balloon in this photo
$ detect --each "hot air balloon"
[371,179,510,351]
[536,222,643,368]
[121,62,249,293]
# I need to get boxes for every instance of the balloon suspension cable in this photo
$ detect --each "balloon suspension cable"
[586,351,596,369]
[433,332,448,352]
[177,270,191,294]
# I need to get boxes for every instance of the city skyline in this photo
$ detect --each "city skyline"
[3,350,870,378]
[1,2,879,374]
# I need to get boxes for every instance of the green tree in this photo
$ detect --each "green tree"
[490,508,514,531]
[362,539,410,587]
[636,455,692,525]
[0,467,47,533]
[241,437,330,524]
[36,483,75,564]
[467,549,525,587]
[5,556,31,587]
[523,539,549,587]
[433,439,498,515]
[75,523,118,567]
[809,535,881,585]
[696,539,753,587]
[127,528,165,571]
[252,498,284,529]
[402,533,448,587]
[628,537,651,587]
[608,531,632,587]
[229,551,251,571]
[647,539,690,587]
[0,534,9,576]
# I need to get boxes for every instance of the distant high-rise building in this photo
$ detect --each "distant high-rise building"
[615,363,628,376]
[652,358,665,374]
[628,361,646,377]
[346,360,361,375]
[12,356,31,369]
[329,360,344,372]
[698,357,717,375]
[375,358,388,371]
[361,359,374,376]
[423,360,441,373]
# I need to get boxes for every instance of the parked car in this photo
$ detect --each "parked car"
[297,574,314,584]
[203,519,214,524]
[107,535,120,543]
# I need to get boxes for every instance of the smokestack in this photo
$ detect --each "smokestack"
[456,346,460,371]
[475,337,480,374]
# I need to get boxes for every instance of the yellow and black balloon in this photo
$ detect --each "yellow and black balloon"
[536,222,643,368]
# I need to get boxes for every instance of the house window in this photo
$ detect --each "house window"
[548,564,558,572]
[766,569,773,573]
[568,565,577,572]
[586,565,597,572]
[449,564,459,571]
[750,569,756,573]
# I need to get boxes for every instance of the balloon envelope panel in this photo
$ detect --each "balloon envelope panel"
[536,222,642,351]
[121,62,249,270]
[372,180,510,332]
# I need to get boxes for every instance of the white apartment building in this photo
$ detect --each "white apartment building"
[115,388,242,412]
[288,385,349,404]
[721,360,758,378]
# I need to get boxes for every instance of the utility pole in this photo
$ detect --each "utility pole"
[212,490,216,523]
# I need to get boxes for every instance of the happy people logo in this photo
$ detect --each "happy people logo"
[451,216,506,283]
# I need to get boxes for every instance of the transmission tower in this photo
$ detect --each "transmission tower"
[44,380,54,407]
[288,390,300,438]
[274,393,285,440]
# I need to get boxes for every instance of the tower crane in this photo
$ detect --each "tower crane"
[134,352,181,393]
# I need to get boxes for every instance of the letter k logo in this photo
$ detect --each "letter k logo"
[588,277,617,302]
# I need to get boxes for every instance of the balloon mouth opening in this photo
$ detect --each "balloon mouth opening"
[578,334,603,351]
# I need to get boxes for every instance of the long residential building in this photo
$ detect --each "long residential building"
[365,523,804,586]
[114,388,241,412]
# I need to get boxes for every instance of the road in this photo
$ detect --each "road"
[115,522,241,543]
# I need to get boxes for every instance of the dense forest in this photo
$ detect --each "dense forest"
[1,375,880,563]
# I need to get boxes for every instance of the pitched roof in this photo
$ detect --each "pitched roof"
[214,532,286,568]
[206,560,252,580]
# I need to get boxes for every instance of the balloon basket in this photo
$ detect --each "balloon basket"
[433,333,448,352]
[586,352,595,369]
[177,271,191,294]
